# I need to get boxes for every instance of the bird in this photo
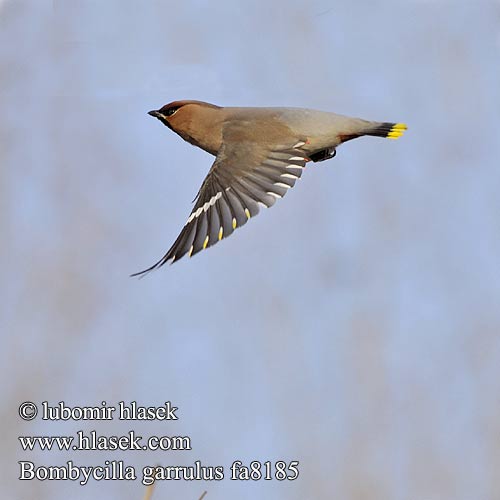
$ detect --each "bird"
[132,100,407,276]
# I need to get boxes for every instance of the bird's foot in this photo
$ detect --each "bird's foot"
[309,148,337,163]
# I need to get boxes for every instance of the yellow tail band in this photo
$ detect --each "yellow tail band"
[387,123,408,139]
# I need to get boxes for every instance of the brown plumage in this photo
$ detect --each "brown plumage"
[132,100,407,275]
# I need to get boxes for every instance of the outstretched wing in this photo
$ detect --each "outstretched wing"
[132,138,309,276]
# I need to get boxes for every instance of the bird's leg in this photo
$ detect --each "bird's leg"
[309,147,337,163]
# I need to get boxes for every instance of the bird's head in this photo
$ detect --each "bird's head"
[148,100,223,154]
[148,100,221,128]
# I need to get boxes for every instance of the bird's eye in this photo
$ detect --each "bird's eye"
[165,107,179,117]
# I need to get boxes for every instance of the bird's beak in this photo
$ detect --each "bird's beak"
[148,110,162,118]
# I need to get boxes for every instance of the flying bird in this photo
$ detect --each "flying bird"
[133,100,407,276]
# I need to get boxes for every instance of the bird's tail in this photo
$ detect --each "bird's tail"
[365,122,408,139]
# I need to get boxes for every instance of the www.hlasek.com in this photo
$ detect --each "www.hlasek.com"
[19,431,190,451]
[18,401,300,486]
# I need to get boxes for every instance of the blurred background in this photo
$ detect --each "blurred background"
[2,0,500,499]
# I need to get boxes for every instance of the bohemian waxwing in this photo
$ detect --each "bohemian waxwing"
[133,100,407,275]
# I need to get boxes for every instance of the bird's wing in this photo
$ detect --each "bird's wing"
[132,137,309,276]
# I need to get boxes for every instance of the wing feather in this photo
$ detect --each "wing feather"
[132,137,309,276]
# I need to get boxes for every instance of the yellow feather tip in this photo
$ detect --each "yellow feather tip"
[244,208,251,219]
[387,123,407,139]
[232,218,237,229]
[392,123,407,130]
[218,227,223,240]
[203,235,209,249]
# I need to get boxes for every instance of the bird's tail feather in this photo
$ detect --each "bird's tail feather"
[366,122,408,139]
